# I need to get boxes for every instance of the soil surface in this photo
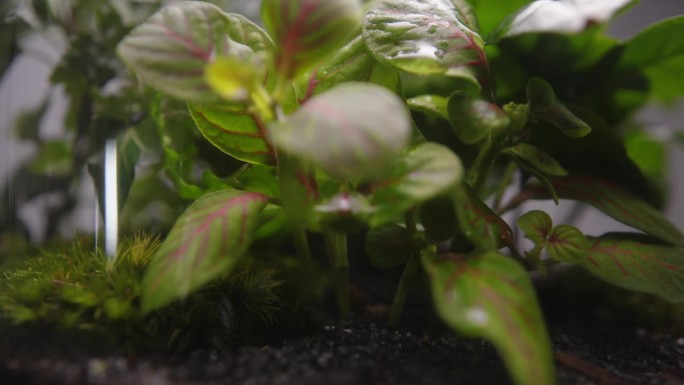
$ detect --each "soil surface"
[1,316,683,385]
[2,266,684,385]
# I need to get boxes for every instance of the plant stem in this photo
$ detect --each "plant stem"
[388,212,421,326]
[292,226,312,263]
[388,251,421,326]
[323,228,350,318]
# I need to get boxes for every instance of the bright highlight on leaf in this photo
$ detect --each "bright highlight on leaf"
[425,251,555,385]
[363,0,491,93]
[261,0,363,80]
[489,0,633,42]
[269,82,412,181]
[141,190,268,312]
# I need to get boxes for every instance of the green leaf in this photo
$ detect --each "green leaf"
[419,196,460,242]
[29,140,73,176]
[424,250,555,385]
[624,130,667,180]
[205,55,263,102]
[447,92,510,144]
[545,224,589,263]
[488,0,633,42]
[502,144,567,177]
[465,0,532,36]
[621,16,684,68]
[270,82,412,181]
[117,2,272,102]
[142,189,268,312]
[363,0,491,93]
[528,107,663,207]
[550,233,684,303]
[261,0,362,80]
[503,143,567,203]
[229,165,280,198]
[513,176,684,246]
[526,77,591,138]
[365,224,414,269]
[370,143,464,227]
[453,185,514,250]
[517,210,553,245]
[188,103,275,165]
[295,36,401,102]
[407,94,449,120]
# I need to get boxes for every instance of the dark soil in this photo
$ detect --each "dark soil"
[1,269,683,385]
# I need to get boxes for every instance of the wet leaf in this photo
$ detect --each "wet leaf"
[270,82,411,181]
[370,143,464,227]
[550,233,684,303]
[142,190,268,312]
[262,0,362,79]
[447,93,510,144]
[365,224,414,269]
[117,2,272,102]
[188,103,274,165]
[425,250,555,385]
[363,0,491,93]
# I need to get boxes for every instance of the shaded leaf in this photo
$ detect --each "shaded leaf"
[189,103,274,165]
[229,165,280,198]
[528,107,662,207]
[454,185,513,250]
[363,0,491,93]
[370,143,464,227]
[425,250,555,385]
[621,16,684,68]
[365,224,414,269]
[117,2,272,102]
[29,141,73,176]
[447,92,510,144]
[550,233,684,303]
[317,192,374,233]
[270,82,411,181]
[261,0,362,80]
[419,196,460,242]
[526,77,591,138]
[142,190,268,312]
[509,176,684,246]
[517,210,553,245]
[407,94,449,120]
[489,0,632,42]
[502,144,567,177]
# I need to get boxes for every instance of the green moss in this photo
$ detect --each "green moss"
[0,233,300,353]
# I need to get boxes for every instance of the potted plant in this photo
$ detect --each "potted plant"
[2,0,683,384]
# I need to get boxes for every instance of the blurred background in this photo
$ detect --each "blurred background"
[0,0,682,246]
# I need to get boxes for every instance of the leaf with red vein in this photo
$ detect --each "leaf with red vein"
[269,82,412,182]
[117,2,273,102]
[453,184,513,251]
[189,103,274,165]
[363,0,492,96]
[370,142,463,227]
[424,250,555,385]
[142,189,268,312]
[549,233,684,303]
[507,176,684,246]
[261,0,362,80]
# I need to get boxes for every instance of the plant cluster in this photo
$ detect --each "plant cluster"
[2,0,684,384]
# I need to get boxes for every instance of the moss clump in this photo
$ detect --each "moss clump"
[0,233,296,353]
